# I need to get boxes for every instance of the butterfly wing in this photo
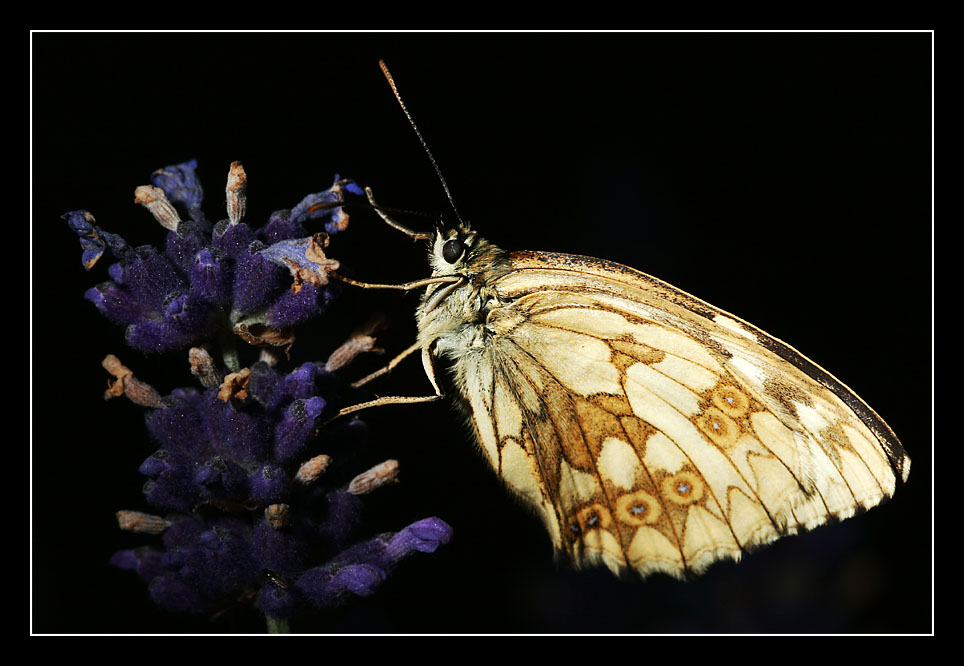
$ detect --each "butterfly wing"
[452,250,909,579]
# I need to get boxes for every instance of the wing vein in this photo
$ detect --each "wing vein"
[501,337,636,567]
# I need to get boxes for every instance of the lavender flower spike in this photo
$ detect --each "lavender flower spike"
[68,160,453,631]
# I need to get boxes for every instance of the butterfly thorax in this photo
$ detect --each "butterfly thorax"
[416,226,514,361]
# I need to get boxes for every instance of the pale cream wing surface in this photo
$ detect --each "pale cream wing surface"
[456,250,909,579]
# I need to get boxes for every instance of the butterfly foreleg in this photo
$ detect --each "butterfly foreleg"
[332,273,462,292]
[364,186,433,241]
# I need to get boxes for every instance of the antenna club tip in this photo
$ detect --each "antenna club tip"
[379,60,393,82]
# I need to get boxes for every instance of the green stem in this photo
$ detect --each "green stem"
[266,616,290,634]
[221,334,240,373]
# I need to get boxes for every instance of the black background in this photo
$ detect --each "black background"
[32,32,932,634]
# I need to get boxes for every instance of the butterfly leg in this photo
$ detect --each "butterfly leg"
[332,345,444,419]
[364,186,433,241]
[332,272,462,292]
[351,340,422,388]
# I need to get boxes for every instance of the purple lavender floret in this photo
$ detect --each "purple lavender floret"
[150,159,205,221]
[63,210,137,268]
[65,160,359,354]
[290,175,364,235]
[292,517,454,609]
[113,360,453,621]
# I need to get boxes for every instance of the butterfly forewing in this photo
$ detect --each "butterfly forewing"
[440,247,909,579]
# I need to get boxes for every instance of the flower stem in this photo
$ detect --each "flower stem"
[221,335,240,374]
[266,616,290,634]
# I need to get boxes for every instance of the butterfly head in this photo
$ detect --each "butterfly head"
[427,224,513,285]
[428,224,476,275]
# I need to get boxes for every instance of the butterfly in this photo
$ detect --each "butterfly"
[332,62,910,580]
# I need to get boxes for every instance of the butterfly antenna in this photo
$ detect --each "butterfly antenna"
[379,59,465,227]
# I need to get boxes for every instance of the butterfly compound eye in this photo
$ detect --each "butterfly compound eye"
[442,238,466,264]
